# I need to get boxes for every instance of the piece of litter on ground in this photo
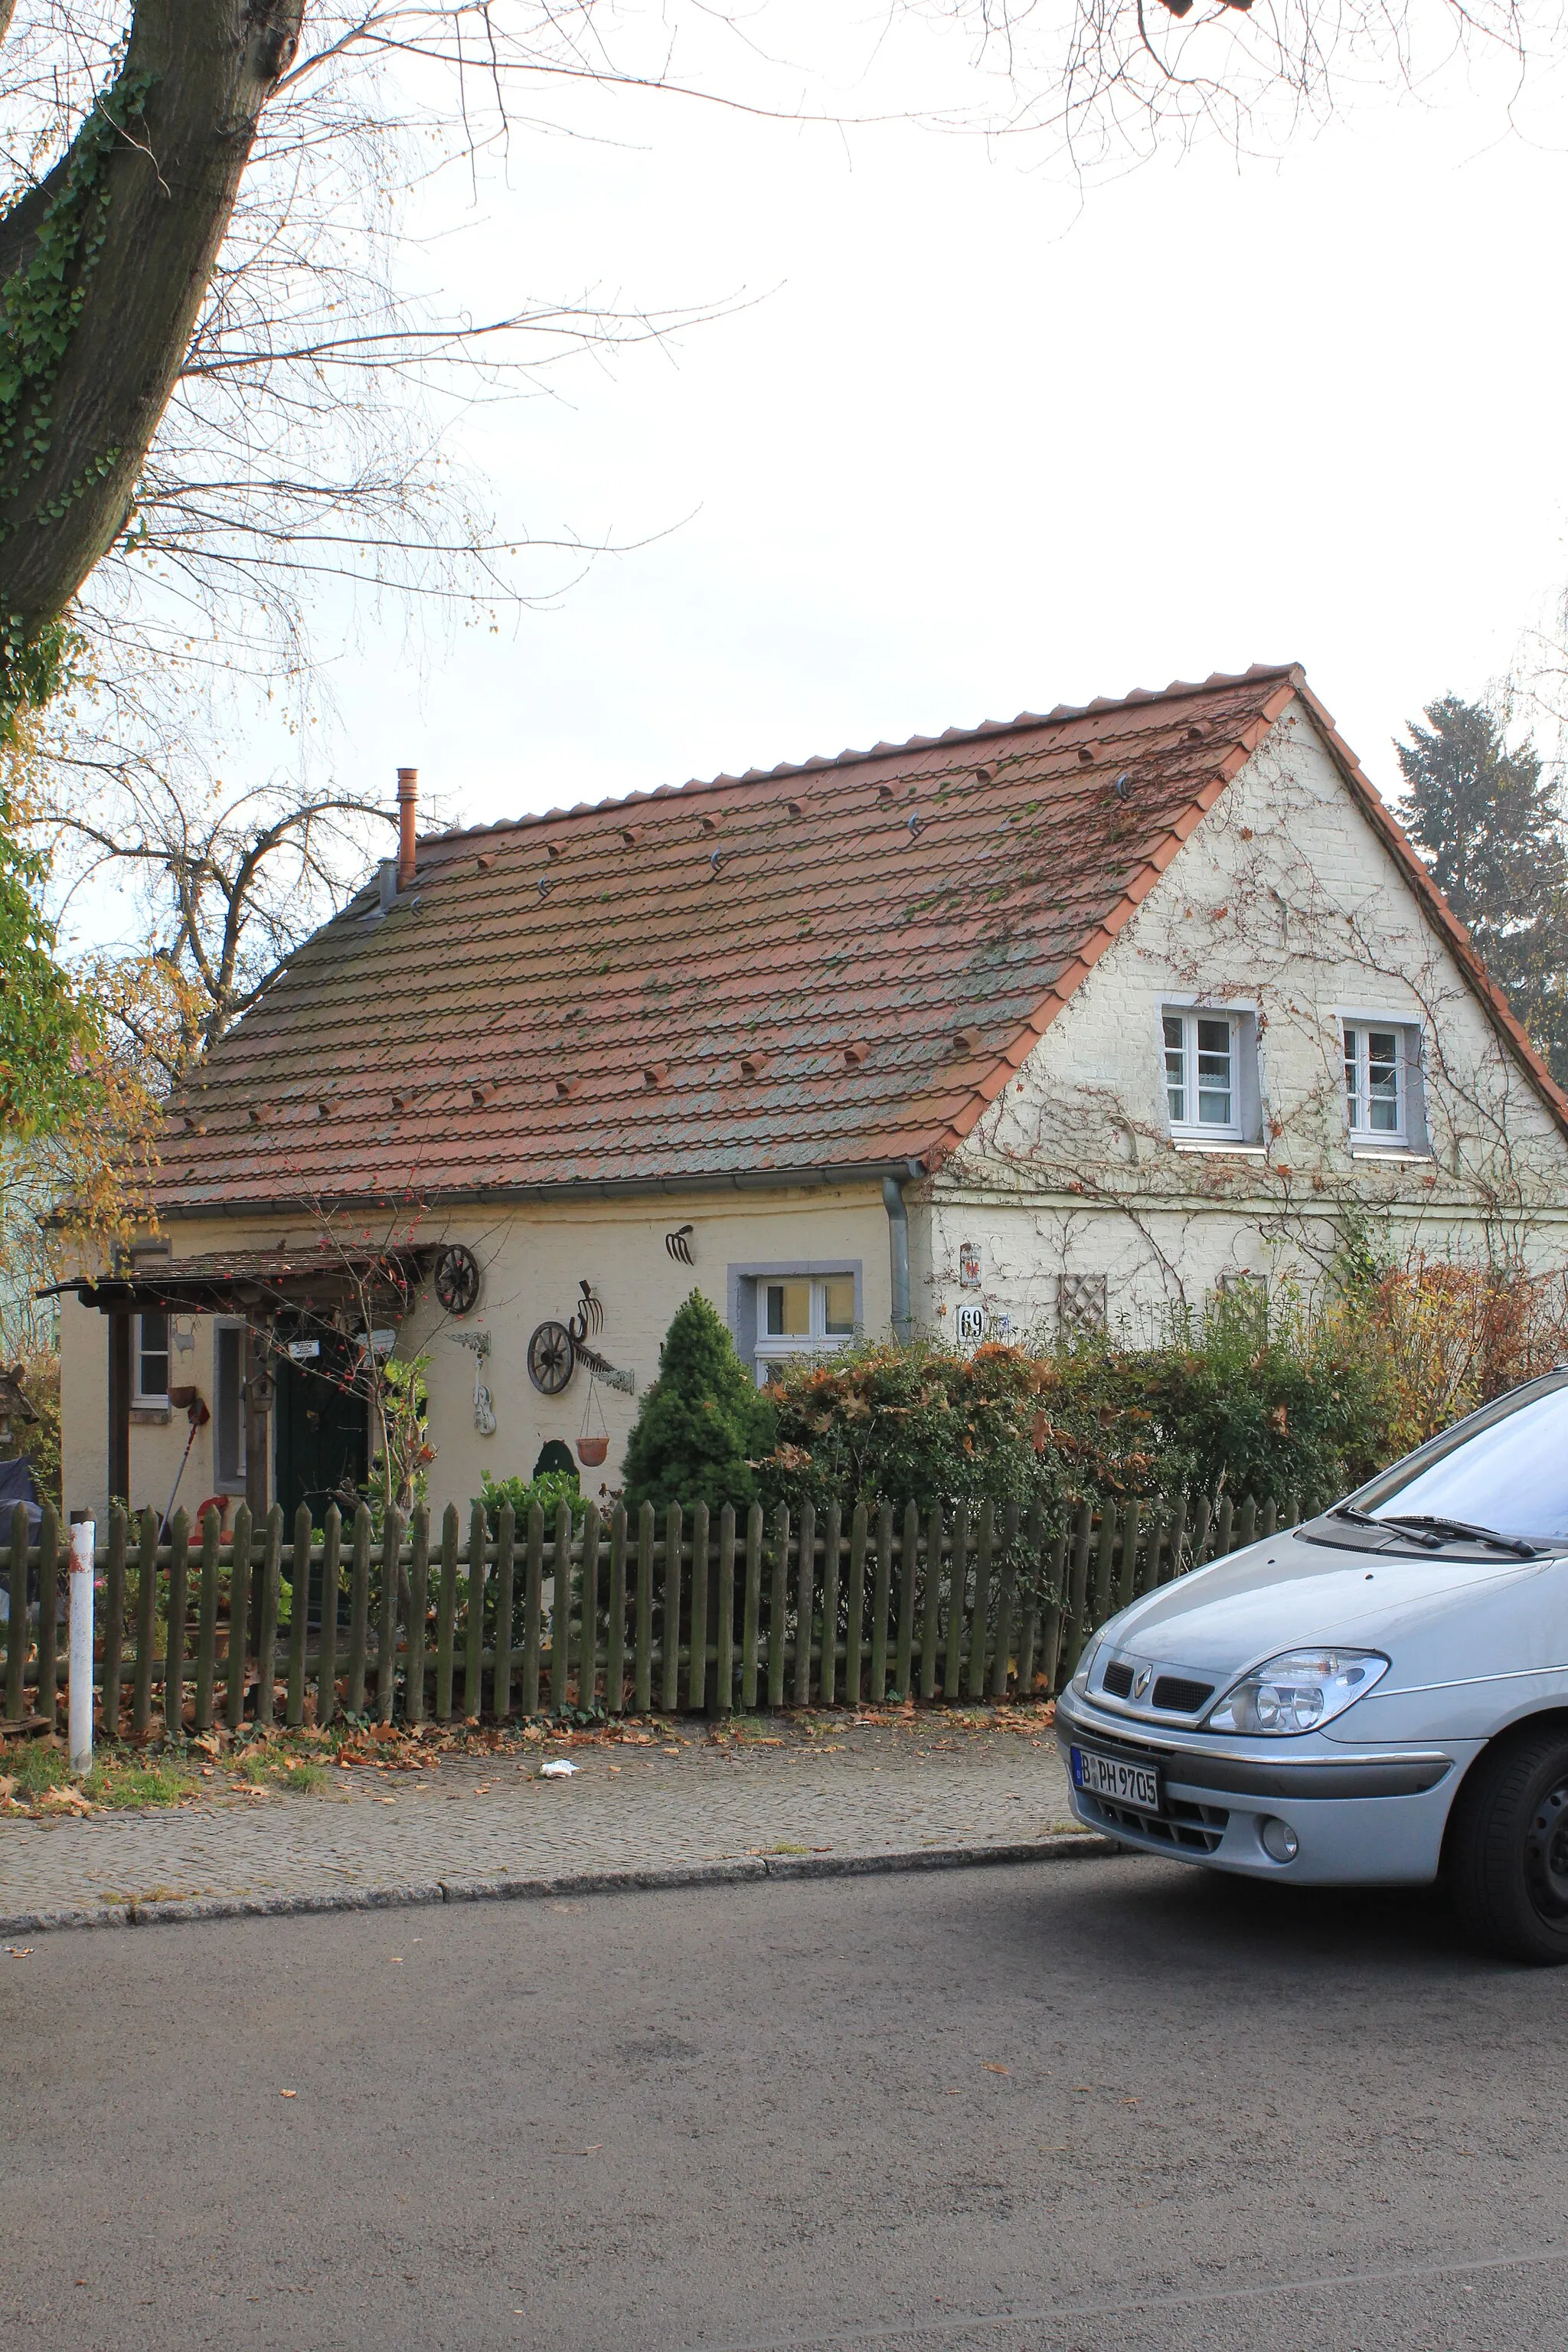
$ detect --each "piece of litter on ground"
[279,2089,297,2098]
[539,1759,577,1779]
[984,2063,1010,2075]
[4,1945,34,1957]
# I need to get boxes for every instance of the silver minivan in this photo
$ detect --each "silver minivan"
[1057,1370,1568,1962]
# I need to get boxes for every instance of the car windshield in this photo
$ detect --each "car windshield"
[1345,1371,1568,1546]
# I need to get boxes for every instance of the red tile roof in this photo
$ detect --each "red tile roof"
[153,662,1565,1214]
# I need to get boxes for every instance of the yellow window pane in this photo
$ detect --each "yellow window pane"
[766,1279,812,1337]
[823,1276,856,1334]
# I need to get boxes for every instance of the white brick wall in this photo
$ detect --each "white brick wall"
[920,697,1568,1343]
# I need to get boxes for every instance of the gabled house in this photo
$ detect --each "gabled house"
[56,662,1568,1524]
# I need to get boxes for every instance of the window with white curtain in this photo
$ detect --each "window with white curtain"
[753,1274,858,1382]
[1161,1008,1245,1141]
[1343,1021,1413,1145]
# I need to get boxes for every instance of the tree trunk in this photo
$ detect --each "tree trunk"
[0,1,304,691]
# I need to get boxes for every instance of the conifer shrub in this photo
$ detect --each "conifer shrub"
[622,1291,776,1516]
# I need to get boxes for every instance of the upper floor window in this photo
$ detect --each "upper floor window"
[134,1311,170,1404]
[1162,1008,1246,1142]
[1341,1018,1423,1149]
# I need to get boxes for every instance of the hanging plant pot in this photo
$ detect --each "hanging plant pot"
[577,1369,609,1466]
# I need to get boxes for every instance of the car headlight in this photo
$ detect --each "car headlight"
[1204,1648,1390,1736]
[1070,1635,1105,1697]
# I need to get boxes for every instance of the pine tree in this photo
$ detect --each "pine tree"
[621,1293,775,1516]
[1395,695,1568,1085]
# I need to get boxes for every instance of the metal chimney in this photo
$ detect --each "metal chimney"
[397,766,418,891]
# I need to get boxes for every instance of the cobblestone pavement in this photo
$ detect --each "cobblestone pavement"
[0,1712,1088,1931]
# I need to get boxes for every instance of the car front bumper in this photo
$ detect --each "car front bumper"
[1055,1688,1478,1886]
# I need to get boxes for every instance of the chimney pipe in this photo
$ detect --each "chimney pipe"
[397,766,418,891]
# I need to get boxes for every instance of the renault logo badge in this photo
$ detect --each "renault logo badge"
[1132,1667,1151,1700]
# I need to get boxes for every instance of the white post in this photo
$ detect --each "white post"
[68,1518,95,1779]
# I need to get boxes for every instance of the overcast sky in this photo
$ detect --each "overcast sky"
[318,11,1568,837]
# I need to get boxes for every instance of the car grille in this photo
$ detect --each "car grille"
[1152,1674,1214,1714]
[1089,1794,1230,1856]
[1102,1661,1135,1699]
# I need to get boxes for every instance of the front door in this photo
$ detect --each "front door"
[273,1339,368,1527]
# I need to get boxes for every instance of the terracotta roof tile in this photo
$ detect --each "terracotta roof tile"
[154,665,1318,1211]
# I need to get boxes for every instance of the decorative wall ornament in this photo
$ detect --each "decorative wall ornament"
[527,1320,576,1396]
[575,1342,635,1397]
[450,1329,496,1434]
[434,1243,482,1318]
[567,1279,604,1341]
[1057,1272,1108,1340]
[665,1225,695,1265]
[958,1241,982,1289]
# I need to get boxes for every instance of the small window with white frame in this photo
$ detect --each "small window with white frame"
[134,1310,170,1404]
[753,1273,858,1382]
[1161,1007,1247,1142]
[1342,1018,1420,1148]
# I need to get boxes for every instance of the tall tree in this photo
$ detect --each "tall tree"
[1396,694,1568,1086]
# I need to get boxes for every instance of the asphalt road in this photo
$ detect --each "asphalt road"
[3,1855,1564,2352]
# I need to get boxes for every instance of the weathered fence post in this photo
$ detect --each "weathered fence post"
[1089,1503,1117,1633]
[661,1503,683,1714]
[990,1501,1020,1700]
[256,1505,284,1726]
[464,1500,487,1719]
[493,1503,516,1720]
[404,1504,430,1725]
[687,1501,708,1714]
[792,1500,815,1710]
[766,1504,789,1710]
[554,1498,577,1716]
[1062,1500,1093,1681]
[740,1503,763,1710]
[919,1502,942,1703]
[315,1506,341,1729]
[713,1502,735,1716]
[378,1508,406,1723]
[965,1500,995,1702]
[942,1504,968,1700]
[634,1502,655,1713]
[162,1509,189,1737]
[845,1503,868,1707]
[869,1501,892,1704]
[524,1502,545,1717]
[35,1503,59,1732]
[897,1501,920,1701]
[580,1498,602,1712]
[818,1501,841,1710]
[103,1504,127,1740]
[607,1504,629,1713]
[435,1503,459,1720]
[287,1504,313,1730]
[224,1504,251,1731]
[194,1507,222,1733]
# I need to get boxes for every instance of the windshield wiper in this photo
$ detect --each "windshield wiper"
[1375,1513,1541,1559]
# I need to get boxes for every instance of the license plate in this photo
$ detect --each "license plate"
[1071,1745,1163,1816]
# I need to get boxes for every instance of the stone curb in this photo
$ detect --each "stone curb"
[0,1831,1118,1938]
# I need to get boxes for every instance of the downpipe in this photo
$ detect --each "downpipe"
[882,1170,915,1343]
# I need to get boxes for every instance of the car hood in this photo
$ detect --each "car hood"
[1101,1527,1541,1687]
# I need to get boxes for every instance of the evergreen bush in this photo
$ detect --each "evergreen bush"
[622,1291,775,1516]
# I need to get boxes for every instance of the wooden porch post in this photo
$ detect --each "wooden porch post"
[243,1325,270,1521]
[107,1310,131,1508]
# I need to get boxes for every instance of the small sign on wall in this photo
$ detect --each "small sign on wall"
[958,1241,982,1289]
[955,1302,985,1345]
[286,1338,321,1362]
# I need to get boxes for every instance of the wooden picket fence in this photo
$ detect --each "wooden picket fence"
[0,1486,1325,1738]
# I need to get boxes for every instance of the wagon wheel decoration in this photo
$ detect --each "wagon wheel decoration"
[527,1319,577,1396]
[434,1243,482,1318]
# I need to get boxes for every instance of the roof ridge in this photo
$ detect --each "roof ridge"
[420,662,1302,851]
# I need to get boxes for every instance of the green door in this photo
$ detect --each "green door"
[273,1340,368,1526]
